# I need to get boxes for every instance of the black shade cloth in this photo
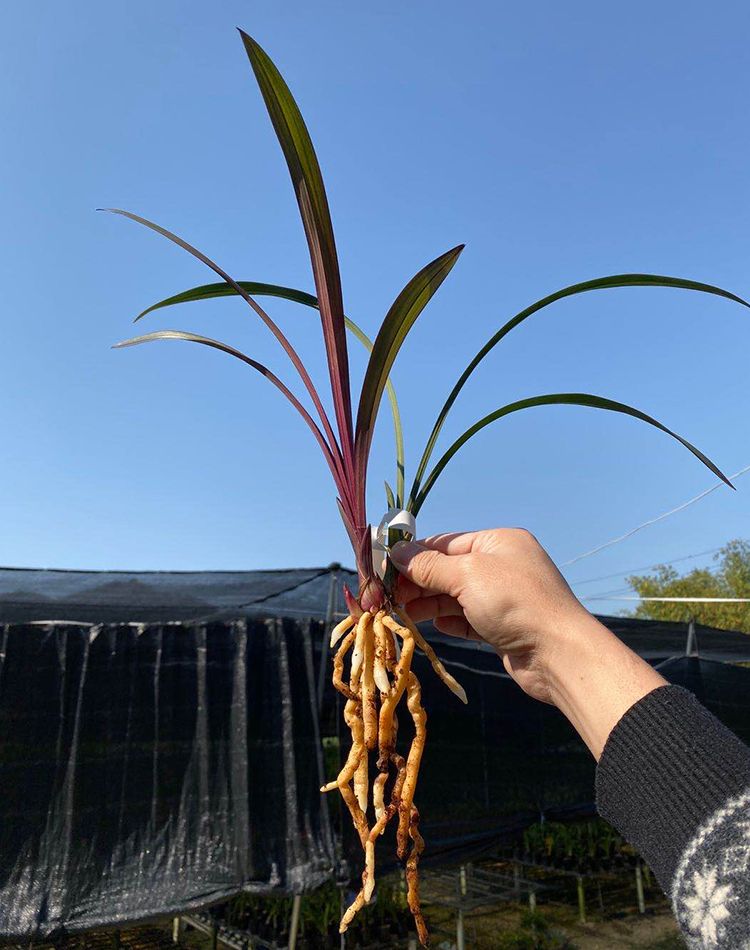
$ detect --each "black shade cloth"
[0,618,334,938]
[0,566,358,625]
[0,565,748,938]
[0,565,747,660]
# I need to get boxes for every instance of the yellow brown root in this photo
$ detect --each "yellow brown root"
[407,807,428,947]
[323,696,369,846]
[364,748,409,903]
[332,630,357,701]
[329,602,465,944]
[330,614,355,649]
[350,612,369,684]
[396,607,468,705]
[362,612,378,750]
[354,746,369,814]
[373,611,391,693]
[397,671,427,859]
[339,888,365,933]
[379,616,415,765]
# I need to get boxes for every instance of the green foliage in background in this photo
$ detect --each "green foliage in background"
[522,819,631,862]
[491,910,576,950]
[628,539,750,633]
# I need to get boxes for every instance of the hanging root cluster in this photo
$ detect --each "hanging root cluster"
[322,606,467,946]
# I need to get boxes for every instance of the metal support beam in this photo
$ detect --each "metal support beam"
[577,876,586,924]
[317,566,340,714]
[456,909,465,950]
[456,864,468,950]
[635,863,645,914]
[686,617,698,657]
[288,895,302,950]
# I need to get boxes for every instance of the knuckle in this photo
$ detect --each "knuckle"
[414,550,442,585]
[509,526,537,547]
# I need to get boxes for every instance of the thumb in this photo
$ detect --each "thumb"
[390,540,461,595]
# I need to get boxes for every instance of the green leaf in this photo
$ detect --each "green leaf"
[134,281,319,321]
[384,481,396,510]
[408,274,750,508]
[112,329,349,500]
[412,392,733,516]
[354,244,464,500]
[133,279,405,508]
[240,31,354,480]
[99,209,347,500]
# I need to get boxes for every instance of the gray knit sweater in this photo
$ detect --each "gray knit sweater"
[597,685,750,949]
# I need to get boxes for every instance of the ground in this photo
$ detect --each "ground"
[3,874,685,950]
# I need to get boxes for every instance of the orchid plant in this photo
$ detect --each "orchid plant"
[104,31,745,945]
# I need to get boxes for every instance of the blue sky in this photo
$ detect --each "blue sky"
[0,0,748,613]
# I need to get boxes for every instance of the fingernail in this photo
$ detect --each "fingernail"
[390,540,424,566]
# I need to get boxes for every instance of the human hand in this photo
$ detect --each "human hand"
[391,528,591,705]
[391,528,666,758]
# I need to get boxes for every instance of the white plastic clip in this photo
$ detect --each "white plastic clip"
[371,509,417,579]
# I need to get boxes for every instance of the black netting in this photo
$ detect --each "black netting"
[0,565,748,938]
[0,619,333,938]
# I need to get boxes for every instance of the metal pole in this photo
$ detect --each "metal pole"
[288,894,302,950]
[456,909,465,950]
[577,876,586,924]
[635,863,645,914]
[172,917,182,943]
[456,864,467,950]
[317,566,340,714]
[686,616,698,657]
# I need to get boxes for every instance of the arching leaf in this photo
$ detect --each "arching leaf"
[240,31,354,481]
[354,244,464,504]
[112,329,349,502]
[408,274,750,508]
[412,392,733,515]
[133,279,405,508]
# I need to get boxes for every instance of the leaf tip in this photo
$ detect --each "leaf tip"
[237,28,257,53]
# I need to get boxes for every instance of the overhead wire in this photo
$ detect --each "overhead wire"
[569,547,722,587]
[561,463,750,568]
[581,595,750,603]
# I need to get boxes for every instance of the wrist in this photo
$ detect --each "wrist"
[542,611,668,760]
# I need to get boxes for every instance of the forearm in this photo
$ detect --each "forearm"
[545,613,750,946]
[544,611,667,760]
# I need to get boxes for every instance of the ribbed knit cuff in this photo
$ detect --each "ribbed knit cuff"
[595,684,750,891]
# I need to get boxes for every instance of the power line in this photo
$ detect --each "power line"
[561,463,750,568]
[582,595,750,603]
[569,547,721,587]
[569,547,722,587]
[581,585,634,599]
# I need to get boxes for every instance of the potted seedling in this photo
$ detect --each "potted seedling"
[104,30,747,945]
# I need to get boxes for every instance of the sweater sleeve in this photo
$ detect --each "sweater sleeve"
[596,684,750,948]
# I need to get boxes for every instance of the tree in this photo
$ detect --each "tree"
[628,540,750,633]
